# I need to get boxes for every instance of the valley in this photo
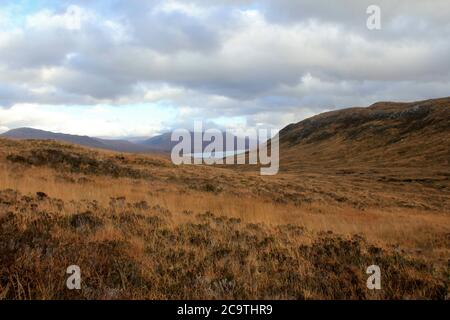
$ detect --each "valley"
[0,97,449,299]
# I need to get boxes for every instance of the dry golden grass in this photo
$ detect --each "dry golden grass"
[0,138,449,299]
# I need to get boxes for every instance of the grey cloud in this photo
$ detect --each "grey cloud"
[129,10,222,54]
[0,0,449,134]
[0,30,75,68]
[0,84,32,108]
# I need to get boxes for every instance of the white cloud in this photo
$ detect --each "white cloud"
[0,1,449,137]
[0,103,173,138]
[153,0,207,17]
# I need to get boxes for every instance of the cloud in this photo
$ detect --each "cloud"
[0,103,175,138]
[0,1,449,137]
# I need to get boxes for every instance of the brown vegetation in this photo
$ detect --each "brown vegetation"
[0,188,447,299]
[0,98,449,300]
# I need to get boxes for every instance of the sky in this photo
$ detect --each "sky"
[0,0,449,138]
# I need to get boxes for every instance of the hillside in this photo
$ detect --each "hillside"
[277,97,450,172]
[140,131,174,152]
[0,137,448,299]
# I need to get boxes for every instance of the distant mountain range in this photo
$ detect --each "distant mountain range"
[0,127,254,154]
[0,127,154,153]
[140,131,255,153]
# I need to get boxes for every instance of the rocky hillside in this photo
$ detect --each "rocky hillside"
[277,97,450,172]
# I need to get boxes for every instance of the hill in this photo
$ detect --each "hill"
[139,132,173,152]
[0,127,152,153]
[276,97,450,172]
